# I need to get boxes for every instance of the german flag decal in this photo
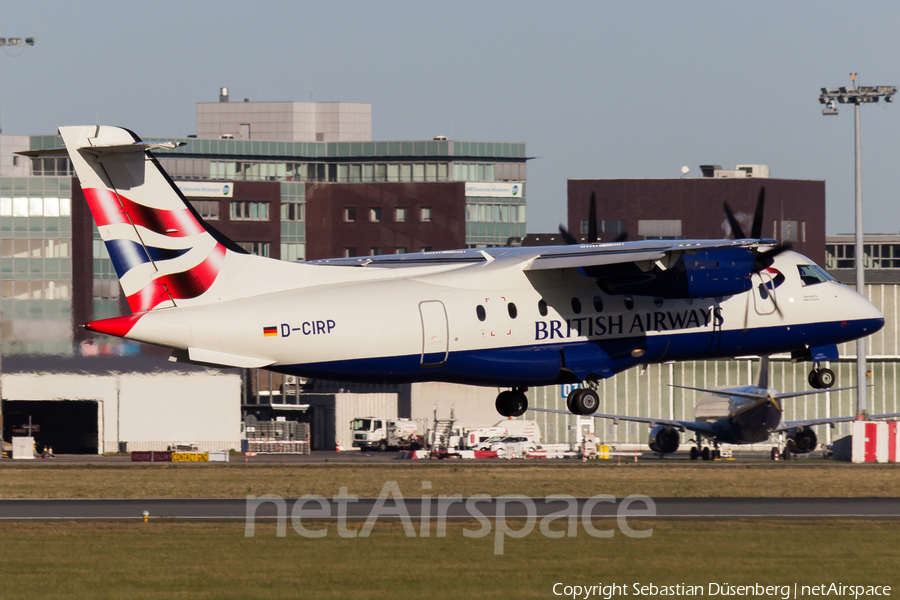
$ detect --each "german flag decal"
[263,326,278,337]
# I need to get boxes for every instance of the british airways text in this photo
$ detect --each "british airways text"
[535,307,724,340]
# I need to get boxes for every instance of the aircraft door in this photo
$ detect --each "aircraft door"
[751,271,777,316]
[419,300,449,367]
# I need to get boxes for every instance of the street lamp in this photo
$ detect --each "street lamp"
[819,75,897,417]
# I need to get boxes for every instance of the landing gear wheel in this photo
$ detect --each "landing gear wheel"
[495,390,528,417]
[496,391,514,417]
[508,391,528,417]
[814,368,835,389]
[568,388,600,415]
[689,447,700,461]
[701,447,711,461]
[771,447,780,461]
[808,370,817,388]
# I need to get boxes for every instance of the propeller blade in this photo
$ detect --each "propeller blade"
[750,188,766,239]
[558,223,579,245]
[587,192,598,243]
[755,242,793,271]
[723,202,746,239]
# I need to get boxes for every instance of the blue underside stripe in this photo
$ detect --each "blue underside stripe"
[270,318,884,387]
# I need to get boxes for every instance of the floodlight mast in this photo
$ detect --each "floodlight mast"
[0,35,36,135]
[819,75,897,417]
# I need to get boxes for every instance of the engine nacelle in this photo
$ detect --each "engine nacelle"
[581,248,755,299]
[787,427,818,454]
[648,425,680,454]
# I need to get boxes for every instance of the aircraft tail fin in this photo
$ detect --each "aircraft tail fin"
[59,125,247,313]
[757,356,770,389]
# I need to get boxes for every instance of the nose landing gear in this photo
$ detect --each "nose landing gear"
[808,364,835,389]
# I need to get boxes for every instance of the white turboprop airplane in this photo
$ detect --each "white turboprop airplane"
[43,126,885,423]
[530,357,900,461]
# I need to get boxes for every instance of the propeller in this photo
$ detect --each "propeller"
[559,192,628,244]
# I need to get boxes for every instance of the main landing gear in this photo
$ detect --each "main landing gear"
[808,364,835,390]
[689,439,720,461]
[566,386,600,415]
[496,388,528,418]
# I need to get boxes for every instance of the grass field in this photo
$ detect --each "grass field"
[0,462,898,499]
[0,520,896,599]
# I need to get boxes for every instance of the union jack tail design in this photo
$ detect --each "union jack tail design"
[59,126,240,313]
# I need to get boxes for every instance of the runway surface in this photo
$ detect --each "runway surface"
[0,497,896,521]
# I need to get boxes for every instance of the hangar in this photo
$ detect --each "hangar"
[1,356,242,454]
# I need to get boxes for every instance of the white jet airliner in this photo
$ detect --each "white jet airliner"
[44,126,884,421]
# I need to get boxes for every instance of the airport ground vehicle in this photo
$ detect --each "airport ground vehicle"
[351,417,423,451]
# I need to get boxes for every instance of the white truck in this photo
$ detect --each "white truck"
[351,417,424,451]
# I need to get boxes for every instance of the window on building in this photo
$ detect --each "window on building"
[370,207,382,222]
[92,279,120,300]
[344,207,357,222]
[362,164,375,182]
[421,247,432,253]
[2,238,70,259]
[280,243,305,262]
[370,247,381,256]
[413,164,425,182]
[344,247,357,257]
[395,207,407,222]
[190,200,219,221]
[236,242,269,257]
[781,220,800,242]
[581,219,626,235]
[387,164,400,182]
[230,202,269,221]
[420,207,432,222]
[395,247,407,254]
[280,202,304,221]
[400,164,412,182]
[638,219,682,240]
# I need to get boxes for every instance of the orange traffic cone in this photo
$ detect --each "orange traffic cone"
[335,441,342,452]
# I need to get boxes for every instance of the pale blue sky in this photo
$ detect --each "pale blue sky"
[1,0,898,235]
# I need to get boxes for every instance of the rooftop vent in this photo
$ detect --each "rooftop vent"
[219,87,229,103]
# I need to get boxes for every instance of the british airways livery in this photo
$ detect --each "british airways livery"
[45,126,884,422]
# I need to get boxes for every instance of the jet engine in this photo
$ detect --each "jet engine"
[648,425,680,454]
[786,427,818,454]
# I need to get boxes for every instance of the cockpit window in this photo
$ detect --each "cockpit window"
[798,264,834,286]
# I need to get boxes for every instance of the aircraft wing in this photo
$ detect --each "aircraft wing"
[305,238,769,270]
[523,238,764,271]
[528,407,718,435]
[777,413,900,432]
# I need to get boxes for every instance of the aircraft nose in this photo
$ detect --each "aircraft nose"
[852,287,885,334]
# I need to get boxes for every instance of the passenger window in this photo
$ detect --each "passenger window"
[571,297,582,314]
[538,299,548,316]
[624,295,634,310]
[476,305,486,321]
[593,296,603,312]
[507,303,517,319]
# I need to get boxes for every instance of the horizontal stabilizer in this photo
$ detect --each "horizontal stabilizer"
[17,141,184,158]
